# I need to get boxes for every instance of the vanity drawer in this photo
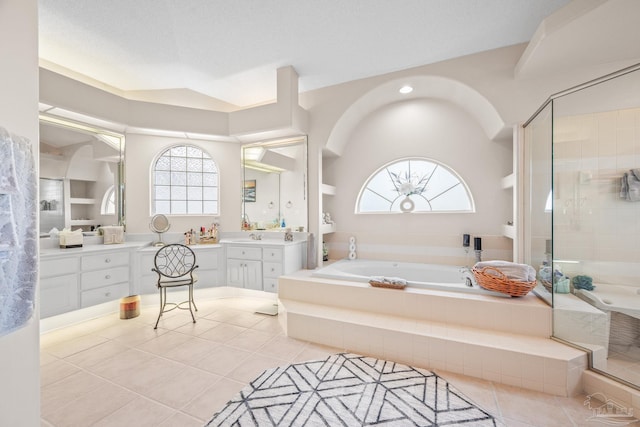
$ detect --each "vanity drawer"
[41,257,78,278]
[81,282,129,308]
[80,266,129,291]
[81,251,129,270]
[227,246,262,260]
[263,278,278,293]
[263,262,282,278]
[262,248,283,262]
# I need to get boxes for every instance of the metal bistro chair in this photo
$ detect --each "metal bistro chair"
[152,244,199,329]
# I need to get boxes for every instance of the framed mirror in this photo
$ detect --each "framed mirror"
[38,114,125,237]
[241,136,307,232]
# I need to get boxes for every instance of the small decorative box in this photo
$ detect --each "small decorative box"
[102,226,125,244]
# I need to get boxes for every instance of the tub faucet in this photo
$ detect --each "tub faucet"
[249,233,263,240]
[460,267,476,287]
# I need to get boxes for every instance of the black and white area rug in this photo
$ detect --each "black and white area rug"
[206,353,502,426]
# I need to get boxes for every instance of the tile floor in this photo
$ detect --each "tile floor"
[41,296,606,426]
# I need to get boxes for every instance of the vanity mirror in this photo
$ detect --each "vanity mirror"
[38,115,125,236]
[241,137,307,232]
[149,214,170,246]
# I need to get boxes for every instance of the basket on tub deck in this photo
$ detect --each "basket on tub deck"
[472,261,537,297]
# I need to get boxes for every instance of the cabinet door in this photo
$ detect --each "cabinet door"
[40,274,79,318]
[244,260,263,291]
[227,259,245,287]
[263,278,278,293]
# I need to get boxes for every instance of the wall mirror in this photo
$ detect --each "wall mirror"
[241,136,307,232]
[38,115,125,237]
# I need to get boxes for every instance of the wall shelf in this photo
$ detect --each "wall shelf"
[321,223,336,234]
[501,173,515,190]
[502,224,515,240]
[70,198,96,205]
[321,183,336,196]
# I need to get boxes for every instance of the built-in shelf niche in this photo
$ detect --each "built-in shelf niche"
[321,183,336,234]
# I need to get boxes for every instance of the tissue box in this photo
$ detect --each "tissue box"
[102,226,125,244]
[59,230,83,248]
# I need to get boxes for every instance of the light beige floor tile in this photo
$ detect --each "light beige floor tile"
[224,311,269,328]
[162,336,219,364]
[97,321,169,347]
[44,333,109,358]
[182,377,246,421]
[158,411,206,427]
[251,316,284,334]
[194,344,252,376]
[40,351,58,367]
[135,330,193,356]
[86,348,156,380]
[204,309,246,323]
[494,383,574,426]
[142,366,220,409]
[292,343,342,363]
[173,317,221,336]
[64,339,130,369]
[198,322,247,343]
[44,382,136,427]
[154,311,199,330]
[226,353,288,383]
[41,371,107,418]
[92,396,175,427]
[110,356,185,394]
[258,334,307,361]
[40,359,81,387]
[226,328,275,352]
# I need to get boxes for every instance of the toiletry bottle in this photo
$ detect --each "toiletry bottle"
[281,218,286,228]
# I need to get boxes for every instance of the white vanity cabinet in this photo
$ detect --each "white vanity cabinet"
[79,251,130,308]
[40,256,79,318]
[226,246,263,290]
[135,245,223,295]
[40,243,143,318]
[224,241,305,293]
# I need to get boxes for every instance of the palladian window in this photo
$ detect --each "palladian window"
[152,145,219,215]
[356,157,474,213]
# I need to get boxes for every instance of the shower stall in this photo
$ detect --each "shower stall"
[523,63,640,390]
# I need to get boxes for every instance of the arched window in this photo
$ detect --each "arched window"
[101,185,116,215]
[356,157,474,213]
[152,145,219,215]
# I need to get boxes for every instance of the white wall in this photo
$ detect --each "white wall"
[323,98,512,264]
[0,0,40,425]
[124,133,241,236]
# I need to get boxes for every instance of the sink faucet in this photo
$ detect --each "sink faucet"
[460,267,476,287]
[249,233,262,240]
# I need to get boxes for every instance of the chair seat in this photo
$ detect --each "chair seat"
[158,273,198,288]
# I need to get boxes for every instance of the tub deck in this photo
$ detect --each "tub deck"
[278,269,587,397]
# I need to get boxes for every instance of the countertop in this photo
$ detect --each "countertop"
[40,241,150,257]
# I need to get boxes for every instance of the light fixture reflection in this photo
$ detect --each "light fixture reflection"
[399,85,413,94]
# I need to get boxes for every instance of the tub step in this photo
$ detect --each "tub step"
[279,298,586,396]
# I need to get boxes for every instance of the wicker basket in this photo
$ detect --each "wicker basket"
[472,266,536,297]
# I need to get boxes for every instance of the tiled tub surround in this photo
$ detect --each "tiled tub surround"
[278,270,588,397]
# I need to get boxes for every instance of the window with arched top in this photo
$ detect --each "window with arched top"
[356,157,474,213]
[152,144,219,215]
[101,185,116,215]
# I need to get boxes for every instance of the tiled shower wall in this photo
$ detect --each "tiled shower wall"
[553,107,640,287]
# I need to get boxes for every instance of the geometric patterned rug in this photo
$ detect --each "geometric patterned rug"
[205,353,503,426]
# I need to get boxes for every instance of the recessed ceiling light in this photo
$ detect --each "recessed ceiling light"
[399,85,413,94]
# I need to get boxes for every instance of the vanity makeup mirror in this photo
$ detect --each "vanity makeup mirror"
[241,137,307,232]
[38,116,125,236]
[150,214,170,246]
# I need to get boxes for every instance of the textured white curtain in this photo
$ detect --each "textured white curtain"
[0,126,37,336]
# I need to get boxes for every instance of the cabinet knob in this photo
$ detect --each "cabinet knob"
[271,268,275,273]
[105,258,111,263]
[242,251,245,255]
[105,275,111,280]
[105,292,111,297]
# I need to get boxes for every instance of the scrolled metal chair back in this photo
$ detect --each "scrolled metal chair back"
[154,244,197,278]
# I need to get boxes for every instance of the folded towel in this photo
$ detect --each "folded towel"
[474,260,536,282]
[369,276,408,286]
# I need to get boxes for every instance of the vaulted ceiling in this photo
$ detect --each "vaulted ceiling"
[39,0,570,108]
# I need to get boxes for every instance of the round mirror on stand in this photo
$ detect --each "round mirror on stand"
[149,214,170,246]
